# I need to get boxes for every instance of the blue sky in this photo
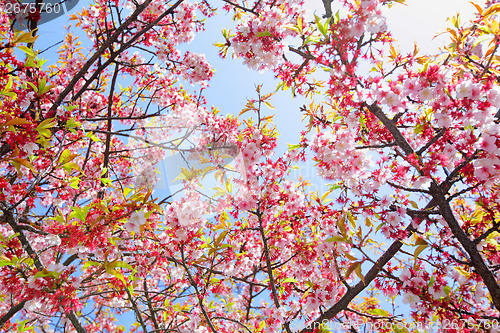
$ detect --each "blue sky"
[24,0,485,330]
[31,0,485,197]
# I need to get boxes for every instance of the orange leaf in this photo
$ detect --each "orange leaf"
[483,3,500,17]
[345,261,361,280]
[4,118,30,127]
[470,1,483,16]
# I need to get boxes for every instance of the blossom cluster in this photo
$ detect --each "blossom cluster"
[310,128,374,189]
[230,0,305,71]
[2,0,500,332]
[181,51,214,86]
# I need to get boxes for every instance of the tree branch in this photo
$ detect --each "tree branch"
[256,210,293,333]
[430,182,500,310]
[321,0,332,18]
[0,300,26,327]
[0,205,88,333]
[49,0,184,113]
[368,101,500,310]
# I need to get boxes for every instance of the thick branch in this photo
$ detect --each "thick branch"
[0,206,88,333]
[0,300,26,327]
[300,222,416,332]
[300,100,496,330]
[67,311,88,333]
[430,183,500,310]
[321,0,332,18]
[416,128,445,156]
[368,101,500,310]
[1,205,43,270]
[299,197,440,333]
[364,102,414,156]
[257,212,281,309]
[144,280,160,331]
[49,0,184,113]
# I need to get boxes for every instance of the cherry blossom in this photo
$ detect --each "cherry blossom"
[124,210,148,234]
[1,0,500,332]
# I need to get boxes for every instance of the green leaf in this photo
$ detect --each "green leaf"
[392,324,409,333]
[11,158,36,172]
[314,15,331,37]
[428,275,435,287]
[86,132,101,142]
[1,91,17,98]
[38,77,54,95]
[26,82,37,92]
[63,162,83,173]
[59,149,78,164]
[444,285,451,296]
[37,128,51,138]
[0,259,13,267]
[83,261,100,269]
[123,187,132,198]
[414,236,427,246]
[66,118,82,129]
[453,266,470,278]
[69,205,91,222]
[18,45,35,57]
[256,29,273,37]
[173,167,192,182]
[325,235,346,242]
[108,260,134,270]
[16,319,35,332]
[282,277,298,284]
[347,212,356,229]
[329,183,341,190]
[367,308,390,316]
[34,269,60,279]
[413,122,423,134]
[107,269,128,285]
[4,76,13,92]
[355,262,364,284]
[69,177,80,189]
[263,101,275,110]
[37,118,57,130]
